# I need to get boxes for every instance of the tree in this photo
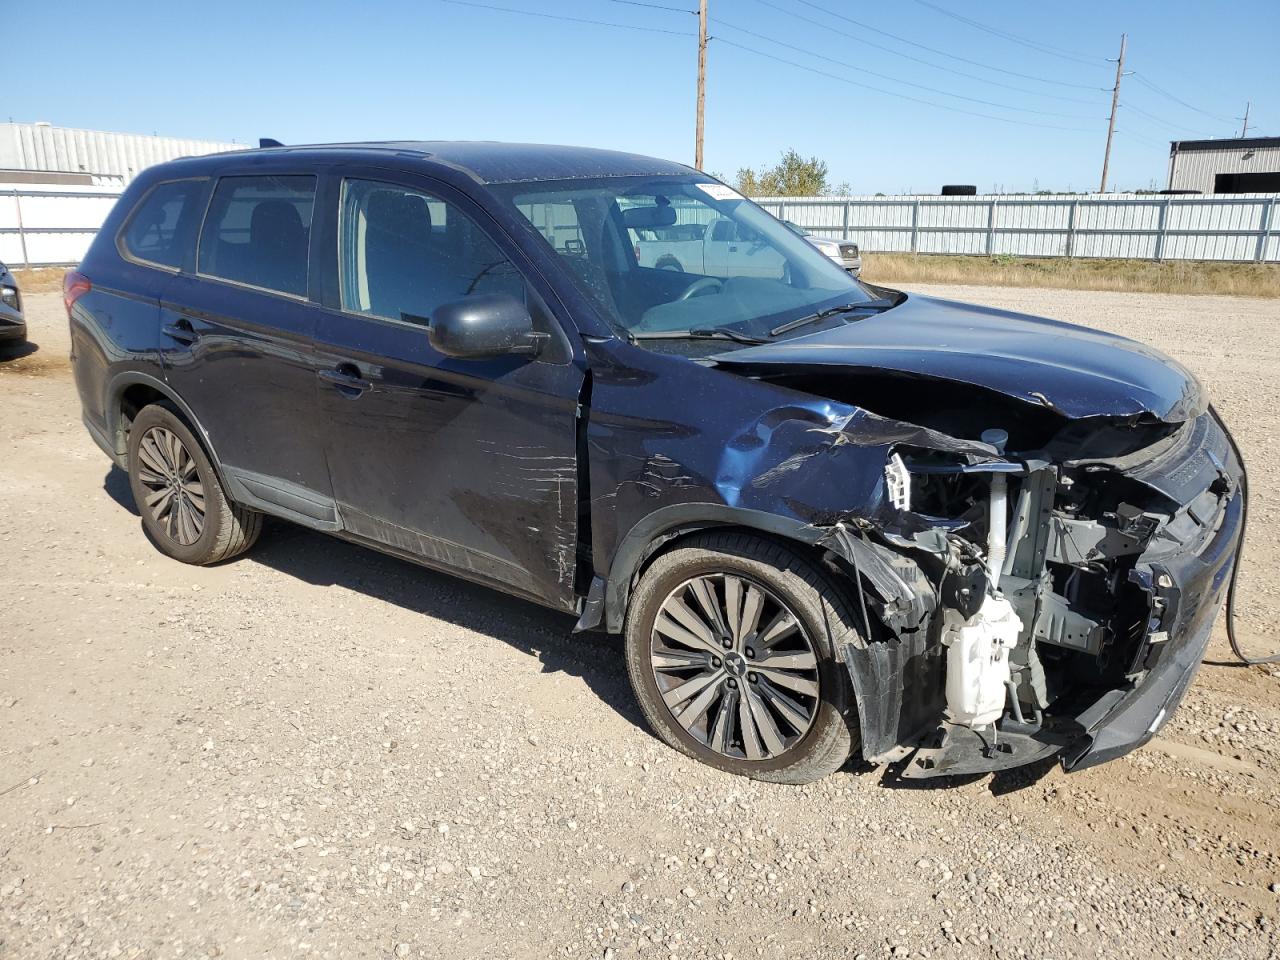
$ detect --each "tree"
[733,150,835,197]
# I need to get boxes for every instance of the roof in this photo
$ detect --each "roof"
[219,141,697,184]
[1169,136,1280,154]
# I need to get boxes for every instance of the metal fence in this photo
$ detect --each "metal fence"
[3,186,1279,267]
[1,188,122,267]
[755,193,1280,263]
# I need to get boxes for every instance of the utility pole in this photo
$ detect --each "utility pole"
[1099,32,1127,194]
[695,0,707,170]
[1240,101,1251,138]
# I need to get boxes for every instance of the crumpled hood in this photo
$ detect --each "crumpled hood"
[712,294,1205,422]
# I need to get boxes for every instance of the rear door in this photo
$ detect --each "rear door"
[313,172,584,610]
[160,173,335,527]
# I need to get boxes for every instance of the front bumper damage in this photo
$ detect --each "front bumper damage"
[819,408,1243,779]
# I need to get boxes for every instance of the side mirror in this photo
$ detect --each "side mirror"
[428,293,547,359]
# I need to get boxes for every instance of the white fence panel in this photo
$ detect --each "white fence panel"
[3,188,1279,267]
[757,193,1280,264]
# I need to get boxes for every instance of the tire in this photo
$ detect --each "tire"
[126,403,262,565]
[655,257,684,272]
[624,531,862,784]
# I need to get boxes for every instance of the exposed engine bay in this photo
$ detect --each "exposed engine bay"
[745,367,1243,778]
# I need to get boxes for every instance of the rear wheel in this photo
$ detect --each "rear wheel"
[127,404,261,565]
[624,532,861,784]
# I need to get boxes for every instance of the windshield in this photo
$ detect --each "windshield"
[492,176,873,341]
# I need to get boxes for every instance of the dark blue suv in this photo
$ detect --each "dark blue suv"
[67,141,1243,784]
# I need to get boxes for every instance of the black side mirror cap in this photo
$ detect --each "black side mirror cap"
[428,293,547,360]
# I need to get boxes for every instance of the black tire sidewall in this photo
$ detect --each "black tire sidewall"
[127,406,225,564]
[625,540,855,780]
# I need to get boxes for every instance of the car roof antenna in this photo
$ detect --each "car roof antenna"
[258,138,285,149]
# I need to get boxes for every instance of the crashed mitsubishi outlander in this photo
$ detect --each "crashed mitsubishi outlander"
[67,142,1243,783]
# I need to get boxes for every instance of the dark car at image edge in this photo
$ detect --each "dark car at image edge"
[65,141,1243,784]
[0,261,26,346]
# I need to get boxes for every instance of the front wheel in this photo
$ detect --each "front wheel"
[127,404,262,565]
[624,532,861,784]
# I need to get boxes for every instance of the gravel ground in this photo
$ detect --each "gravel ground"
[2,285,1279,960]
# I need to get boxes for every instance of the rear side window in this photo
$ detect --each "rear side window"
[197,175,316,297]
[120,179,204,268]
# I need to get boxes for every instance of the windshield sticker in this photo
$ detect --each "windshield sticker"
[695,183,744,202]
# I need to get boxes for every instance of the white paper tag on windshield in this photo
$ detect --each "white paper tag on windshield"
[695,183,744,202]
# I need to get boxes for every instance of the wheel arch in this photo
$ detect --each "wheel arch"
[105,372,229,486]
[599,504,839,635]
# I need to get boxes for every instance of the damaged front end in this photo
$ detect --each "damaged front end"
[819,408,1243,778]
[697,294,1246,778]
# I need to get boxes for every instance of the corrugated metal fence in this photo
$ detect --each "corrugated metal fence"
[3,188,1278,267]
[758,193,1280,262]
[1,187,121,267]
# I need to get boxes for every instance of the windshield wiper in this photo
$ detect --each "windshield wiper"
[769,298,897,337]
[632,327,769,345]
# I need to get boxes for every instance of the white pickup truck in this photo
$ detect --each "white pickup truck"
[633,217,860,277]
[633,218,788,279]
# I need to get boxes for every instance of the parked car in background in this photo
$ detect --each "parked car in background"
[0,262,25,347]
[634,215,787,279]
[67,141,1242,786]
[784,220,861,276]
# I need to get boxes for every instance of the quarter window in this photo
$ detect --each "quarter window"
[120,179,204,268]
[339,179,524,325]
[197,175,316,297]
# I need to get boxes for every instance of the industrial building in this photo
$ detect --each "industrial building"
[0,121,243,186]
[1167,136,1280,194]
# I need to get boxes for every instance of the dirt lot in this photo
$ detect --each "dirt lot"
[2,285,1280,960]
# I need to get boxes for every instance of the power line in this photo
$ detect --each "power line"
[912,0,1106,68]
[1129,73,1236,124]
[746,0,1103,105]
[780,0,1107,92]
[713,17,1098,120]
[1115,129,1169,150]
[439,0,693,36]
[600,0,694,13]
[1121,101,1211,136]
[713,36,1097,133]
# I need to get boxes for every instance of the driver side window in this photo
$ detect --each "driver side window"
[339,179,525,325]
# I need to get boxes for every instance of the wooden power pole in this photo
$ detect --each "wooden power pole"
[1099,33,1127,194]
[695,0,707,170]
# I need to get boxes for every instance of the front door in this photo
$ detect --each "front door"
[313,174,584,610]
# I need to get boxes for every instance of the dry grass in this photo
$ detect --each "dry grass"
[864,254,1280,298]
[10,267,68,293]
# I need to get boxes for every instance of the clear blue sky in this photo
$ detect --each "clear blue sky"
[6,0,1277,194]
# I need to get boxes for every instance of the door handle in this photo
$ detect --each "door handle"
[161,318,199,344]
[319,363,372,397]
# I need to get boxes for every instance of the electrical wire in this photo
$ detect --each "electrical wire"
[744,0,1104,105]
[714,36,1097,133]
[1114,128,1169,150]
[911,0,1106,67]
[600,0,694,13]
[1209,405,1280,666]
[773,0,1105,94]
[712,17,1099,121]
[1121,101,1206,136]
[439,0,693,36]
[1130,73,1236,125]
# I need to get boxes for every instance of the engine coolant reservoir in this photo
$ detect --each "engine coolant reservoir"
[941,595,1023,728]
